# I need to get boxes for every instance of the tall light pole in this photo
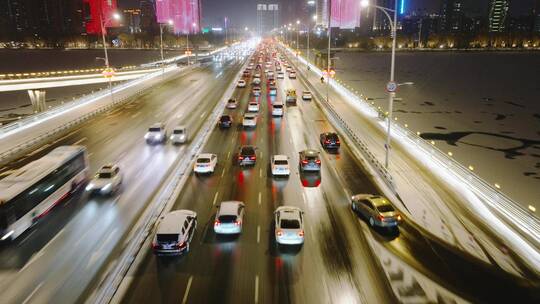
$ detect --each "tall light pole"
[361,0,399,169]
[99,11,120,101]
[296,20,300,53]
[186,22,196,65]
[160,19,174,63]
[326,0,332,104]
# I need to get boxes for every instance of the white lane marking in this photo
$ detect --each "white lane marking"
[200,111,207,119]
[258,192,262,205]
[227,151,231,159]
[212,192,219,206]
[259,168,262,177]
[88,152,94,158]
[221,168,226,177]
[131,112,141,119]
[257,226,261,244]
[19,229,36,245]
[302,192,307,204]
[73,137,87,146]
[254,275,259,304]
[182,275,194,304]
[41,227,64,253]
[231,137,235,143]
[22,282,43,304]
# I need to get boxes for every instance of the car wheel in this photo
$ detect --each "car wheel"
[369,217,375,227]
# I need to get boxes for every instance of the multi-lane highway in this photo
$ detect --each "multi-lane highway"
[118,45,539,303]
[0,52,246,304]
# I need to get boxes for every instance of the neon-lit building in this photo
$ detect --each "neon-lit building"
[155,0,201,34]
[330,0,361,29]
[83,0,119,35]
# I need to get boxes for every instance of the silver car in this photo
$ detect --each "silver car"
[351,194,402,228]
[274,206,304,246]
[170,126,188,144]
[214,201,245,234]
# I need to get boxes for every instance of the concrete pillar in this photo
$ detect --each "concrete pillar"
[28,89,47,113]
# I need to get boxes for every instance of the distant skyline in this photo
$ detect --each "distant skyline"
[118,0,538,28]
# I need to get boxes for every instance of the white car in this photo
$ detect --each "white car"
[302,91,312,100]
[170,126,188,144]
[277,72,284,79]
[248,101,260,112]
[252,77,261,85]
[252,87,261,97]
[267,71,274,78]
[286,66,292,72]
[272,102,283,117]
[242,113,257,128]
[145,123,167,144]
[254,73,261,78]
[214,201,245,234]
[271,155,290,176]
[274,206,304,246]
[288,72,297,79]
[86,164,123,195]
[152,210,197,255]
[226,98,238,109]
[237,79,246,88]
[194,153,217,174]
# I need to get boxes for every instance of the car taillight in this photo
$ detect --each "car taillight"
[152,242,159,249]
[315,159,321,164]
[214,220,220,226]
[378,215,385,221]
[238,156,244,160]
[301,160,308,164]
[276,230,283,236]
[176,242,185,249]
[298,230,304,237]
[235,220,242,226]
[336,140,340,144]
[396,214,402,221]
[325,140,330,144]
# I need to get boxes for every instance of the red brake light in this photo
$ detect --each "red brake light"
[276,230,283,236]
[152,242,159,249]
[298,230,304,237]
[325,140,330,144]
[176,242,185,249]
[378,215,385,221]
[214,220,220,226]
[238,156,244,160]
[301,160,308,164]
[336,140,340,144]
[315,159,321,164]
[396,214,402,221]
[235,220,242,226]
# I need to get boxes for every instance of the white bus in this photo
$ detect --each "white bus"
[0,146,89,241]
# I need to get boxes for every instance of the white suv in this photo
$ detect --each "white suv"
[242,113,257,128]
[152,210,197,255]
[145,123,167,144]
[85,164,123,195]
[194,153,218,174]
[274,206,304,246]
[214,201,245,234]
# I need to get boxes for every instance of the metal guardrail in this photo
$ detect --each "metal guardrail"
[281,45,540,246]
[0,65,195,166]
[90,52,248,304]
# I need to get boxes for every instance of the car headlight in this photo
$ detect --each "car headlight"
[144,134,150,139]
[101,183,112,192]
[85,183,94,191]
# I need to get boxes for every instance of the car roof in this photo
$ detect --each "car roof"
[218,201,244,215]
[353,194,390,206]
[173,125,186,130]
[150,123,164,128]
[244,113,257,118]
[301,149,319,157]
[240,145,256,151]
[273,155,288,161]
[198,153,215,159]
[157,210,197,234]
[97,165,116,174]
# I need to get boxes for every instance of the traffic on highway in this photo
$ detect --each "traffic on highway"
[0,39,538,304]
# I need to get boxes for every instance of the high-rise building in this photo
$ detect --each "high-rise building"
[534,0,540,32]
[256,4,279,35]
[488,0,509,32]
[140,0,158,33]
[124,9,142,34]
[331,0,361,29]
[373,0,393,32]
[155,0,201,34]
[316,0,329,27]
[440,0,463,32]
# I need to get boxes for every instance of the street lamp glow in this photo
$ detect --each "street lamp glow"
[245,27,249,31]
[296,20,300,25]
[112,13,121,20]
[168,19,173,25]
[360,0,369,7]
[313,14,317,21]
[307,0,315,5]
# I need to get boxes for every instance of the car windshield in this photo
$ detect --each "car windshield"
[220,116,231,121]
[377,205,395,213]
[97,172,112,179]
[148,127,162,132]
[274,160,288,165]
[244,116,254,120]
[306,156,318,161]
[173,129,184,134]
[218,215,237,223]
[156,234,179,243]
[198,158,211,163]
[228,100,236,103]
[273,105,283,109]
[280,219,300,229]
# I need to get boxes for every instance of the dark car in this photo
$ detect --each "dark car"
[320,132,340,149]
[238,145,257,166]
[219,115,233,128]
[299,149,321,171]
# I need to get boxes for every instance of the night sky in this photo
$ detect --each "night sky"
[119,0,537,28]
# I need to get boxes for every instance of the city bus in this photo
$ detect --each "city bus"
[0,146,89,241]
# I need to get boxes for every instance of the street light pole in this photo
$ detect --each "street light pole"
[99,11,120,101]
[361,0,398,169]
[296,20,300,53]
[326,0,332,103]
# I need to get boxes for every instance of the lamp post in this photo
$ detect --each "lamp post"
[160,19,174,63]
[296,20,300,53]
[361,0,399,169]
[99,11,120,101]
[186,22,197,65]
[326,0,332,104]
